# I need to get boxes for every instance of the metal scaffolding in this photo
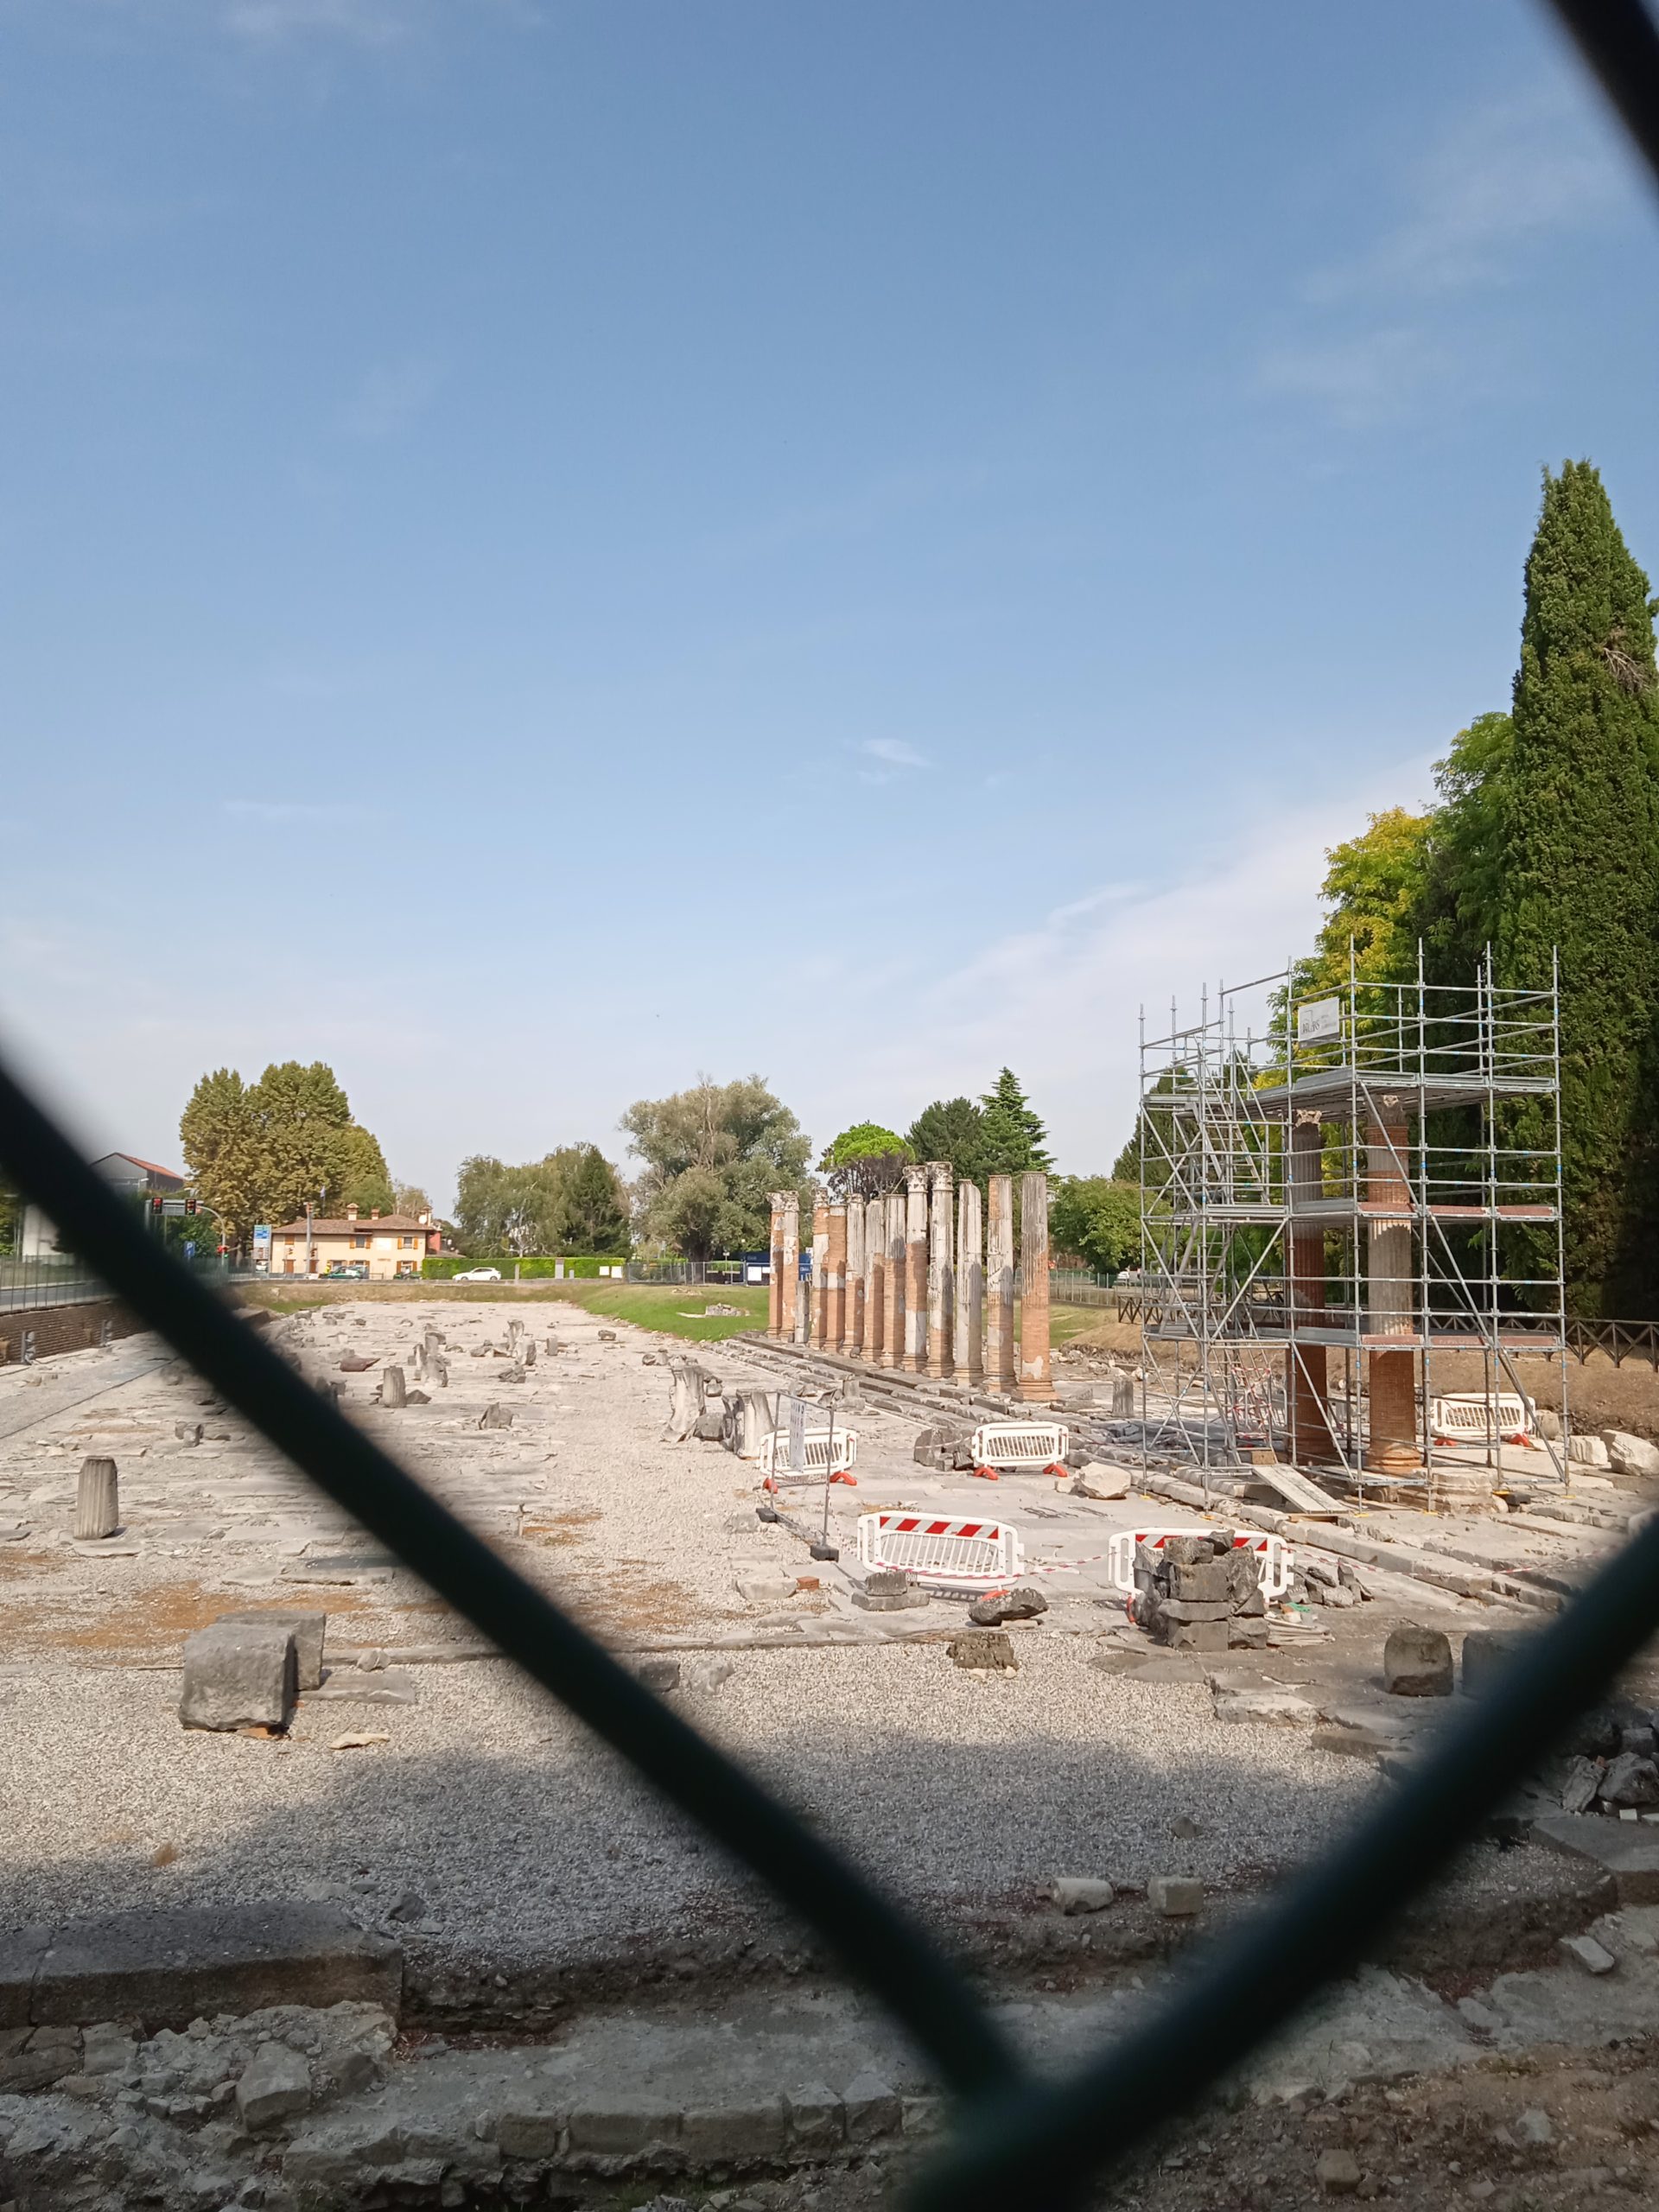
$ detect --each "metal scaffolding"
[1135,944,1568,1492]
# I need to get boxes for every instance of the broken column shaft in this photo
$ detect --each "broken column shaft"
[985,1173,1017,1395]
[1287,1111,1332,1463]
[768,1195,785,1338]
[825,1202,849,1352]
[779,1193,800,1342]
[811,1201,830,1351]
[903,1164,930,1374]
[845,1196,865,1357]
[883,1187,907,1370]
[1366,1117,1421,1473]
[864,1194,887,1363]
[926,1161,955,1379]
[956,1177,984,1386]
[74,1456,119,1541]
[1017,1169,1053,1404]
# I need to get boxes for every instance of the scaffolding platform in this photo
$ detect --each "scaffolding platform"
[1133,946,1568,1488]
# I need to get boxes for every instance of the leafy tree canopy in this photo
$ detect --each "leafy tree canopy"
[622,1074,810,1262]
[180,1060,397,1248]
[453,1145,631,1257]
[978,1068,1052,1175]
[392,1181,433,1219]
[906,1097,986,1186]
[818,1122,912,1201]
[1049,1176,1141,1276]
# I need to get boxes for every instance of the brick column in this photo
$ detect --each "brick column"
[1366,1117,1421,1473]
[864,1195,886,1363]
[926,1161,954,1378]
[811,1201,830,1351]
[1286,1112,1332,1462]
[825,1202,848,1352]
[986,1173,1016,1395]
[778,1194,799,1342]
[767,1195,785,1338]
[1017,1169,1052,1404]
[903,1164,929,1374]
[956,1177,984,1386]
[883,1188,906,1370]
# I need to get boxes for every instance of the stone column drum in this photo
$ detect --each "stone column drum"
[845,1197,866,1357]
[1286,1113,1332,1462]
[811,1201,830,1351]
[985,1173,1017,1396]
[956,1178,984,1386]
[768,1195,785,1338]
[1017,1170,1053,1405]
[864,1194,887,1363]
[883,1187,907,1370]
[1366,1116,1422,1474]
[825,1202,849,1353]
[926,1161,955,1380]
[779,1194,800,1343]
[903,1164,930,1374]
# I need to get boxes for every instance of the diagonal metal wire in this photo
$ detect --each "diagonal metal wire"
[1546,0,1659,188]
[0,1053,1022,2107]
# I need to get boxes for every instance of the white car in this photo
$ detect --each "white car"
[450,1266,502,1282]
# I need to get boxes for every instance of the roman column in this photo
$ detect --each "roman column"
[903,1163,930,1374]
[845,1194,866,1357]
[1366,1113,1421,1474]
[956,1176,984,1387]
[1286,1111,1332,1462]
[826,1201,849,1353]
[926,1161,955,1379]
[811,1201,830,1351]
[779,1193,800,1343]
[767,1195,785,1338]
[883,1187,906,1370]
[1017,1169,1053,1404]
[986,1173,1016,1395]
[864,1194,886,1363]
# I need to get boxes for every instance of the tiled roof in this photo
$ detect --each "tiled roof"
[269,1215,433,1236]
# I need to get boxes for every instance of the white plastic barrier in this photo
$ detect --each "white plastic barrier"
[968,1421,1071,1475]
[759,1427,858,1479]
[1430,1394,1533,1445]
[857,1510,1023,1592]
[1106,1526,1294,1601]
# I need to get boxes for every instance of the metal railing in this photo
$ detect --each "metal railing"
[3,10,1657,2203]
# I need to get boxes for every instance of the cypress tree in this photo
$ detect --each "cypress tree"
[1495,461,1659,1316]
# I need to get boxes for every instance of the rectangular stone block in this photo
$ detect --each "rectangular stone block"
[496,2107,568,2158]
[219,1609,327,1692]
[679,2099,788,2162]
[842,2069,901,2145]
[180,1621,296,1732]
[1168,1562,1228,1602]
[1159,1598,1230,1624]
[566,2096,682,2155]
[31,1903,402,2028]
[784,2082,844,2156]
[1165,1620,1227,1653]
[0,1926,50,2028]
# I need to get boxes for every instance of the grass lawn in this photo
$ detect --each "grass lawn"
[237,1278,770,1343]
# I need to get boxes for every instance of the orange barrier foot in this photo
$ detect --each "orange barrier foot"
[973,1465,1000,1481]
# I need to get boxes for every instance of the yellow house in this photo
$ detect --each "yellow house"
[268,1205,436,1281]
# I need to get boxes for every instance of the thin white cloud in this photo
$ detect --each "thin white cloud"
[220,0,423,41]
[1259,83,1628,429]
[340,354,446,439]
[220,798,366,823]
[861,738,929,770]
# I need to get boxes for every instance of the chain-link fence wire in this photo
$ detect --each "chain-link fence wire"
[4,11,1659,2203]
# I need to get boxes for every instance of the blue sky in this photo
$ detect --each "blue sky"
[3,0,1656,1206]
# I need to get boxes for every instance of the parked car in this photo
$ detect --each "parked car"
[324,1263,370,1280]
[451,1266,503,1282]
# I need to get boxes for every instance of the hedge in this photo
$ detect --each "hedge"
[421,1255,629,1281]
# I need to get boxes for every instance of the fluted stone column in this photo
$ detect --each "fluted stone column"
[75,1456,119,1541]
[811,1201,830,1351]
[926,1161,954,1379]
[826,1202,849,1352]
[1286,1115,1332,1462]
[1017,1169,1052,1404]
[986,1173,1016,1395]
[779,1193,800,1343]
[844,1198,865,1357]
[864,1195,887,1363]
[1366,1117,1421,1473]
[883,1188,906,1370]
[903,1164,930,1374]
[956,1178,984,1386]
[767,1195,785,1338]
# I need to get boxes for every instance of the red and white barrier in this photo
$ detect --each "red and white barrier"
[1105,1527,1294,1601]
[857,1510,1024,1591]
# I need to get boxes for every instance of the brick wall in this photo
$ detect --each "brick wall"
[0,1297,143,1364]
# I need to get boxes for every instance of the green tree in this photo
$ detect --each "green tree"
[1291,807,1433,1001]
[453,1155,556,1256]
[179,1068,268,1246]
[552,1144,632,1253]
[1493,461,1659,1314]
[818,1122,912,1201]
[905,1097,986,1185]
[392,1180,432,1220]
[1049,1176,1140,1275]
[335,1124,394,1216]
[978,1068,1052,1175]
[1416,712,1515,980]
[622,1075,810,1261]
[247,1061,355,1224]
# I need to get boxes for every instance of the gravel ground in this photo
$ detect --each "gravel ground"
[0,1301,1594,1990]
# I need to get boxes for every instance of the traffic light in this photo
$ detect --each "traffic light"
[150,1196,163,1215]
[185,1196,198,1216]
